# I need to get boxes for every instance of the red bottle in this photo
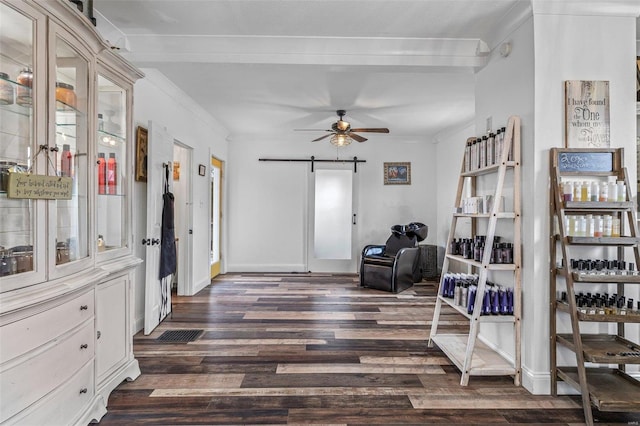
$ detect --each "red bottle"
[97,153,106,194]
[61,144,72,177]
[107,153,117,195]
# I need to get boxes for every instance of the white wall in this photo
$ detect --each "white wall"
[529,10,639,393]
[474,15,536,391]
[435,122,475,248]
[132,69,229,331]
[226,134,436,272]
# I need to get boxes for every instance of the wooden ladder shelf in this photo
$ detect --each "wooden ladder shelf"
[549,147,640,425]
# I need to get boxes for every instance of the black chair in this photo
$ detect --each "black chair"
[359,222,428,293]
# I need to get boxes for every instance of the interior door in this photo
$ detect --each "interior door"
[210,157,223,279]
[144,121,174,335]
[306,166,358,273]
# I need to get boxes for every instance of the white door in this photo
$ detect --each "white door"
[144,121,174,335]
[307,166,358,273]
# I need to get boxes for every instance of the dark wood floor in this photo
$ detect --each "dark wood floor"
[100,274,640,425]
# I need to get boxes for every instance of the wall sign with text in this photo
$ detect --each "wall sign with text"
[7,174,73,199]
[565,80,610,148]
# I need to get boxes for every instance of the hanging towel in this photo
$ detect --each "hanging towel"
[159,164,176,279]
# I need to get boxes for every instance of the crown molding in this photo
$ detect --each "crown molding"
[484,0,533,50]
[531,0,640,17]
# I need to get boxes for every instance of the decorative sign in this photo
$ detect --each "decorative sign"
[557,152,613,173]
[7,174,73,199]
[565,80,610,148]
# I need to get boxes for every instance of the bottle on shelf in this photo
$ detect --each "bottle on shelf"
[97,152,106,194]
[61,144,72,177]
[107,153,117,195]
[16,67,33,106]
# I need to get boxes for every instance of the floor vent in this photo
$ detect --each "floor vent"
[157,329,203,342]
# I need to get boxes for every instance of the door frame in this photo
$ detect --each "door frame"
[173,140,194,296]
[210,155,223,279]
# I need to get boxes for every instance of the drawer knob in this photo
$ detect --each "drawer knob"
[97,330,101,339]
[80,344,88,350]
[80,305,88,311]
[79,388,88,394]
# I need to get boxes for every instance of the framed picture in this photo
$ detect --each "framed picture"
[198,164,206,176]
[173,161,181,180]
[384,162,411,185]
[564,80,610,148]
[135,126,148,182]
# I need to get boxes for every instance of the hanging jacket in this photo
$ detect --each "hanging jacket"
[159,165,176,279]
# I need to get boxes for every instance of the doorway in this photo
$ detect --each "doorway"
[173,141,193,296]
[306,166,358,273]
[210,156,223,279]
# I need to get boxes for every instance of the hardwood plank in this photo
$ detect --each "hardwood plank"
[99,274,640,425]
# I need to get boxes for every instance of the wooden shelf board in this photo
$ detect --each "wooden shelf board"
[555,302,640,323]
[444,254,517,270]
[437,295,516,323]
[563,201,634,210]
[556,367,640,412]
[461,161,517,177]
[431,334,516,376]
[556,268,640,283]
[565,236,640,246]
[453,212,517,219]
[556,334,640,364]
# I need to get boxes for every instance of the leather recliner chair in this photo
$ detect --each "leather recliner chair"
[359,222,428,293]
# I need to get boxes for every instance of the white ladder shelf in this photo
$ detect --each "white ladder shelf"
[428,115,521,386]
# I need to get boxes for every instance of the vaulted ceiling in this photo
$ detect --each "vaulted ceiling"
[92,0,638,143]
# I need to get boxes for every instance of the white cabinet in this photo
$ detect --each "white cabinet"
[0,0,143,423]
[96,272,140,402]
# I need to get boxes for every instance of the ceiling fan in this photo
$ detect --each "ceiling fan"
[295,110,390,146]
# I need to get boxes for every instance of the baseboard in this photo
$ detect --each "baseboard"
[226,264,307,273]
[193,278,210,295]
[476,335,555,395]
[134,316,144,334]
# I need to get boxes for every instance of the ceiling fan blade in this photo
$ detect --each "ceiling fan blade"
[311,133,333,142]
[349,128,390,133]
[294,129,332,132]
[349,133,367,143]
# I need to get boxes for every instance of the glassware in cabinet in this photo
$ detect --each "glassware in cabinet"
[0,2,37,281]
[96,74,127,253]
[53,35,89,266]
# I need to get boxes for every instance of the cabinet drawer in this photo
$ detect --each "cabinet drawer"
[0,290,95,364]
[5,360,95,426]
[0,321,94,423]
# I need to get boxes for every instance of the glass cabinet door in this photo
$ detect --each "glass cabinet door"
[53,35,89,266]
[0,2,41,286]
[96,74,128,253]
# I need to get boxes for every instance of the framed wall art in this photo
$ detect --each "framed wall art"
[565,80,610,148]
[135,126,148,182]
[384,162,411,185]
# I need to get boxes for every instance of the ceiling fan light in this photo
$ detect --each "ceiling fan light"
[336,120,350,131]
[330,134,352,147]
